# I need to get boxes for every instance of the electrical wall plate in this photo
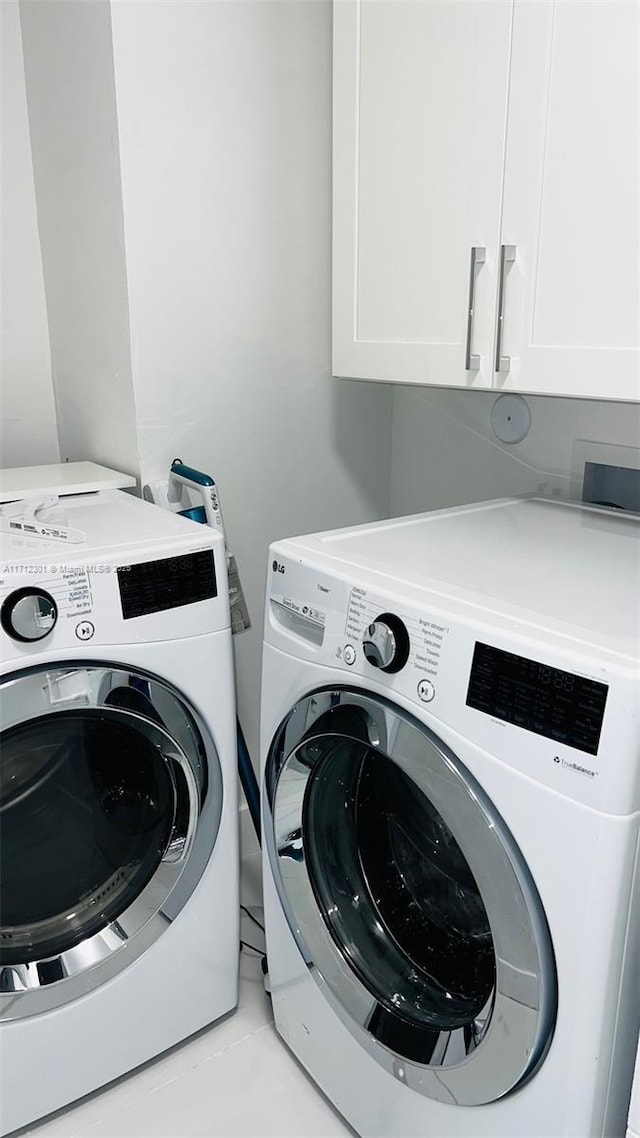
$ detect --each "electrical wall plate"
[490,394,531,444]
[570,440,640,513]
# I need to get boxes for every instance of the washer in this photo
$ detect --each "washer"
[260,498,640,1138]
[0,490,238,1135]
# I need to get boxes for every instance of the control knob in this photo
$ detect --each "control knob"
[1,588,58,643]
[362,613,410,674]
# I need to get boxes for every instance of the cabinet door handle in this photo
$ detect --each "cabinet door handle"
[495,244,516,373]
[465,246,486,371]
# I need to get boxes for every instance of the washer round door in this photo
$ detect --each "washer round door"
[0,663,223,1019]
[265,688,557,1107]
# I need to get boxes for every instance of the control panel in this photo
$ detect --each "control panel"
[0,542,225,653]
[270,567,455,710]
[1,563,93,647]
[466,642,608,757]
[266,550,638,813]
[117,550,217,620]
[342,584,449,691]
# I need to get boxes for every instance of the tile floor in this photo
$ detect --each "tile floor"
[23,856,351,1138]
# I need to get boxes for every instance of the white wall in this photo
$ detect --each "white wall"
[19,0,139,480]
[109,0,392,759]
[390,386,640,515]
[0,0,59,467]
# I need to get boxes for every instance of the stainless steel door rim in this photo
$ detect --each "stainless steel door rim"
[0,663,223,1020]
[265,687,557,1106]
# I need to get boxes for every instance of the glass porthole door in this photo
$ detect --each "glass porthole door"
[0,664,222,1019]
[265,688,557,1107]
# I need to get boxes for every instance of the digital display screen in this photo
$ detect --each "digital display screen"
[466,642,608,756]
[118,550,217,619]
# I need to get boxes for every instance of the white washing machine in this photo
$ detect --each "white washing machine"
[0,490,239,1135]
[260,498,640,1138]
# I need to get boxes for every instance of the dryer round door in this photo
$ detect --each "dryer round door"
[265,688,557,1107]
[0,663,223,1019]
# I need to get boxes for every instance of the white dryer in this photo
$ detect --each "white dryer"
[0,490,238,1135]
[260,498,640,1138]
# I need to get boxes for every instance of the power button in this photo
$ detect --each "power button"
[343,644,356,666]
[417,678,435,703]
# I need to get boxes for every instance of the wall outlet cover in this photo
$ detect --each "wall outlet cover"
[490,394,531,445]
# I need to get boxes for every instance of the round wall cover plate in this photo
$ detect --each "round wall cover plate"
[490,393,531,445]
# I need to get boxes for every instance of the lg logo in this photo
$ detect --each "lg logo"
[272,560,285,574]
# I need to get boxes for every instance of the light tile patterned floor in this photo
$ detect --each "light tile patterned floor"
[24,857,351,1138]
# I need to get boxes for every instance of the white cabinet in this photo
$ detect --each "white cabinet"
[333,0,640,401]
[499,1,639,400]
[332,0,512,389]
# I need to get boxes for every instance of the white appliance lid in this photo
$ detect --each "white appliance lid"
[0,490,219,561]
[0,462,136,503]
[287,498,640,654]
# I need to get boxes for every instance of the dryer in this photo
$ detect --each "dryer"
[0,490,238,1135]
[260,498,640,1137]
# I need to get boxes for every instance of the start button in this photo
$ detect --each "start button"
[417,678,435,703]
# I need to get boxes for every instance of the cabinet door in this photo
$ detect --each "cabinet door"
[497,0,640,401]
[333,0,512,387]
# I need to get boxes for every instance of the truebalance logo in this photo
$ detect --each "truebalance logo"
[553,755,597,779]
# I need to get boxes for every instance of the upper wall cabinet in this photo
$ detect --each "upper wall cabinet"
[332,0,640,401]
[333,0,512,390]
[499,1,639,400]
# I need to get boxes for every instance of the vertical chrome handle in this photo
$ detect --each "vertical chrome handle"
[495,244,516,373]
[465,246,486,371]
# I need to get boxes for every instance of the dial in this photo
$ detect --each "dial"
[362,612,410,674]
[1,588,58,643]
